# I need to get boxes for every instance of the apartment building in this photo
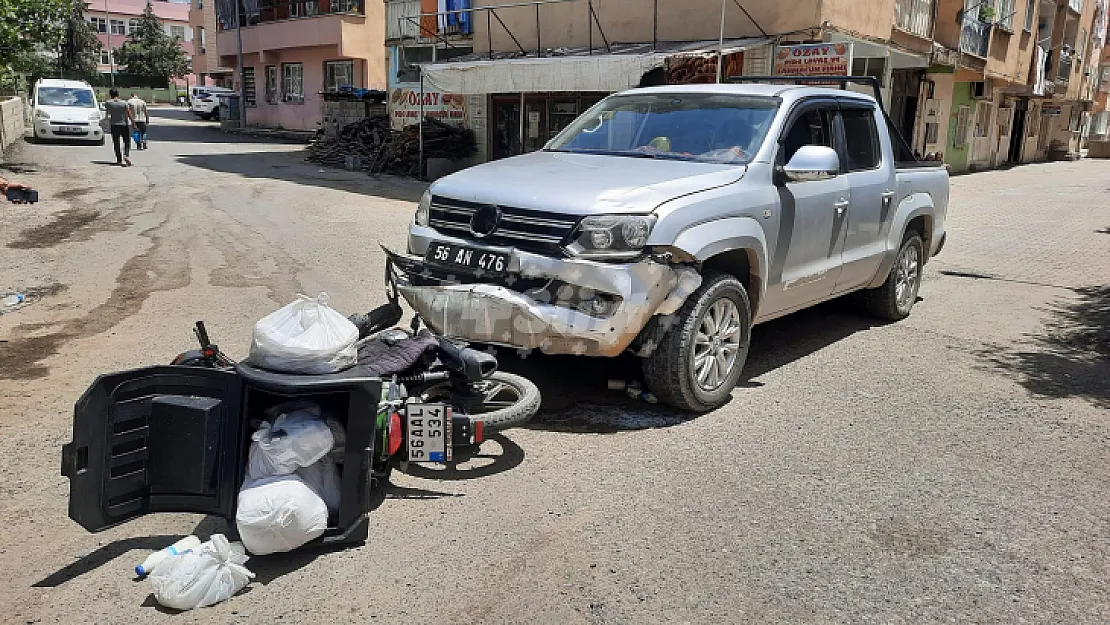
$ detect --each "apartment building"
[214,0,387,130]
[189,0,233,86]
[85,0,198,87]
[1088,13,1110,142]
[407,0,1105,169]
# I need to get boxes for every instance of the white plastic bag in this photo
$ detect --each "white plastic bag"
[246,408,334,480]
[149,534,254,611]
[248,293,358,374]
[235,474,329,556]
[296,458,342,514]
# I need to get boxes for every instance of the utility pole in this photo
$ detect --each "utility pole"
[234,0,246,128]
[106,0,115,87]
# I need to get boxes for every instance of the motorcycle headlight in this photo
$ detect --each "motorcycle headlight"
[565,215,657,259]
[35,110,50,119]
[415,190,431,227]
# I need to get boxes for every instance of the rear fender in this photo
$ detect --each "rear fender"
[671,217,768,316]
[867,193,934,289]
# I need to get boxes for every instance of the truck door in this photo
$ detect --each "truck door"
[834,100,895,292]
[765,101,849,314]
[61,366,244,533]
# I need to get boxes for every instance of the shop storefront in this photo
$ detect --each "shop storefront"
[488,92,608,159]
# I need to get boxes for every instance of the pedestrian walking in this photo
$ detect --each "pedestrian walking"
[128,92,150,150]
[104,89,135,166]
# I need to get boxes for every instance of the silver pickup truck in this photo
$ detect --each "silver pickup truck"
[387,82,949,411]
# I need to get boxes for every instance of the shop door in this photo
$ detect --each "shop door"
[492,100,521,160]
[548,99,579,141]
[889,69,922,148]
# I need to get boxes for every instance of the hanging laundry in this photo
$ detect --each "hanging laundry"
[420,0,437,37]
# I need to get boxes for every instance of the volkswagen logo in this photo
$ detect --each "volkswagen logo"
[470,204,502,238]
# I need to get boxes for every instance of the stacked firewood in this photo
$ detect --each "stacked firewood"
[306,115,476,178]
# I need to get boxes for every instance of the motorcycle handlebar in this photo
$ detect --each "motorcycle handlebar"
[435,336,498,382]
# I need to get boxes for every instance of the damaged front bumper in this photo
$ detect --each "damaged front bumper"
[385,234,700,357]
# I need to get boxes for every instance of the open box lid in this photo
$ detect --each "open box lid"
[61,366,245,533]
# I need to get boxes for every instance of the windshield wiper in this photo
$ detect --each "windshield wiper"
[546,148,659,159]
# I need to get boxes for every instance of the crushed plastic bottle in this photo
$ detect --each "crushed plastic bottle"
[2,293,25,307]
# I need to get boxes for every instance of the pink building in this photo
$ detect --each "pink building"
[85,0,199,87]
[215,0,387,130]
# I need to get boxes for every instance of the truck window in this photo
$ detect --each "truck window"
[841,108,881,171]
[780,107,836,164]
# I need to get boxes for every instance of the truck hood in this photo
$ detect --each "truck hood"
[35,105,100,124]
[431,151,746,215]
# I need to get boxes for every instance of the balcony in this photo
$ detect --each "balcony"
[385,0,470,42]
[216,7,370,61]
[218,0,364,31]
[960,16,991,57]
[895,0,936,39]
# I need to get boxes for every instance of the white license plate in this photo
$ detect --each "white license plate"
[58,126,85,134]
[405,403,452,463]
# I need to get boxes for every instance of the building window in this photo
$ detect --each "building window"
[324,60,355,91]
[954,105,971,147]
[1024,0,1035,31]
[265,66,278,103]
[198,26,206,47]
[290,0,319,17]
[975,102,991,137]
[243,67,257,107]
[851,57,888,88]
[282,63,304,103]
[99,49,113,65]
[90,16,107,33]
[170,25,186,40]
[994,0,1015,30]
[197,0,203,8]
[127,18,138,34]
[924,122,939,144]
[110,19,125,35]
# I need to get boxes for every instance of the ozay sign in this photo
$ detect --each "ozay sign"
[773,43,850,77]
[390,87,468,130]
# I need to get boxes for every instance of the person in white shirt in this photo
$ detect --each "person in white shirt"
[128,93,150,150]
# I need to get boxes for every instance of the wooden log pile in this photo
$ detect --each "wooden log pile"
[306,115,477,178]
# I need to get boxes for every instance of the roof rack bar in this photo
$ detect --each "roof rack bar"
[725,75,883,105]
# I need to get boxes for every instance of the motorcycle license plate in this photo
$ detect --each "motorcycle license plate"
[405,403,452,463]
[425,242,509,275]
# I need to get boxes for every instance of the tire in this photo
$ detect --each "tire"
[864,231,924,321]
[200,113,212,121]
[418,371,541,431]
[642,270,752,412]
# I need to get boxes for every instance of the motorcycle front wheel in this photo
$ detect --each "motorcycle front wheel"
[417,371,541,431]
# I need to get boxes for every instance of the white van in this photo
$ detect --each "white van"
[191,86,234,120]
[31,79,105,144]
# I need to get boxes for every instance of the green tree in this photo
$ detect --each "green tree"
[114,1,189,80]
[56,0,102,79]
[0,0,68,68]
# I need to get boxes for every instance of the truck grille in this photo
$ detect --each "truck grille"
[428,195,578,255]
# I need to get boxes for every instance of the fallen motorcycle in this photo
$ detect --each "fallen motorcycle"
[60,302,541,549]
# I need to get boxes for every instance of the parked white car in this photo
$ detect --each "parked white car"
[31,79,105,144]
[191,87,233,120]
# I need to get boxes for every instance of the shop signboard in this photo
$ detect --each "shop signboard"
[773,43,850,77]
[1041,104,1063,117]
[665,51,744,84]
[389,86,468,130]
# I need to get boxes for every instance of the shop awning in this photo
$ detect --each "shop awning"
[419,38,770,94]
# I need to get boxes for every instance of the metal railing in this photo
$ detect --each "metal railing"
[960,16,990,57]
[217,0,364,30]
[894,0,935,39]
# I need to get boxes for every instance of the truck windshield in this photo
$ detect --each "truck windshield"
[37,87,96,108]
[546,93,779,164]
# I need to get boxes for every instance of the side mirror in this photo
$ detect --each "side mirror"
[782,145,840,183]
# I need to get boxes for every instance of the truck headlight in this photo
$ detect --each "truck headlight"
[415,190,431,226]
[35,110,50,119]
[565,215,656,259]
[89,111,102,121]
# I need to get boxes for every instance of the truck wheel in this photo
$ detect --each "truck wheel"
[643,271,752,412]
[865,231,924,320]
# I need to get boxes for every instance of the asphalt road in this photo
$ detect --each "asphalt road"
[1,109,1108,624]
